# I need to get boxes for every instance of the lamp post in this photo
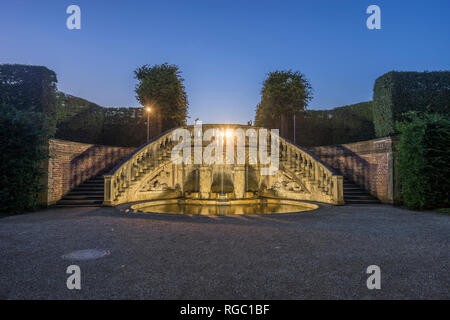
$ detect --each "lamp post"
[145,106,151,142]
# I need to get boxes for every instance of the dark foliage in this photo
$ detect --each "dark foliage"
[55,92,105,144]
[373,71,450,137]
[135,63,188,134]
[0,64,57,117]
[396,112,450,209]
[255,70,312,137]
[257,101,375,147]
[0,105,51,214]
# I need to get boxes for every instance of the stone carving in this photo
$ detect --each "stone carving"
[103,125,344,205]
[140,169,171,192]
[270,172,307,193]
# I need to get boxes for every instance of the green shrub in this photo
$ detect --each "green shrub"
[396,112,450,210]
[0,105,51,214]
[373,71,450,137]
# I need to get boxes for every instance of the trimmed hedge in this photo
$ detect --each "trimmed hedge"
[55,93,158,147]
[276,101,375,147]
[295,101,375,146]
[0,64,57,117]
[373,71,450,137]
[0,105,51,214]
[0,64,176,148]
[396,112,450,210]
[55,92,105,144]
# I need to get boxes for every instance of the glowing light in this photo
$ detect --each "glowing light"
[225,129,233,138]
[145,106,151,112]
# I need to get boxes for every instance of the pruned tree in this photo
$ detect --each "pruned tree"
[255,70,312,138]
[134,63,188,134]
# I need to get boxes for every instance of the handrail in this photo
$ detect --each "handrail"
[107,127,178,175]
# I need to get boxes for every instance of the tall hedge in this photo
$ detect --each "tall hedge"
[99,107,150,147]
[0,105,51,214]
[54,93,157,147]
[296,101,375,146]
[256,101,375,147]
[0,64,57,118]
[396,112,450,210]
[373,71,450,137]
[55,92,105,144]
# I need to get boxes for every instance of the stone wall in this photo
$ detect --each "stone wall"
[309,137,399,204]
[40,139,135,205]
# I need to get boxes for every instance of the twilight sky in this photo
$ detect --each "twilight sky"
[1,0,449,124]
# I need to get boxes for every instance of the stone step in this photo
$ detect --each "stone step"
[343,186,364,190]
[344,190,370,195]
[61,195,104,200]
[345,199,381,204]
[86,179,104,183]
[54,204,102,208]
[73,185,104,190]
[67,190,104,195]
[82,181,104,186]
[57,199,103,205]
[345,195,378,200]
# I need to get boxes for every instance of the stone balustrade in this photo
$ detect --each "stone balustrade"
[103,125,344,206]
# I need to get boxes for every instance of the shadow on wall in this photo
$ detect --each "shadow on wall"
[68,146,128,190]
[309,137,397,203]
[313,145,374,192]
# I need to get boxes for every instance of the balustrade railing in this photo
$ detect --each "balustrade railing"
[103,126,344,205]
[274,132,344,204]
[103,129,177,205]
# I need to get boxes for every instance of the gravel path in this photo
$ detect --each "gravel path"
[0,204,448,299]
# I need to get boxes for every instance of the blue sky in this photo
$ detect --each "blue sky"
[1,0,449,124]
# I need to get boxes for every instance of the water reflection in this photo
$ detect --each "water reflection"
[138,203,314,215]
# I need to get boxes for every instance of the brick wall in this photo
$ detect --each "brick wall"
[40,139,135,205]
[309,137,399,204]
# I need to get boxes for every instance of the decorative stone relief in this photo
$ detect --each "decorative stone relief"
[139,169,171,192]
[269,171,308,193]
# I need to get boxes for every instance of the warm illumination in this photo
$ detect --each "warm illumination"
[225,129,233,138]
[145,106,151,112]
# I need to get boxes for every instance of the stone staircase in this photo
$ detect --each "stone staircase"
[55,171,106,207]
[343,178,380,204]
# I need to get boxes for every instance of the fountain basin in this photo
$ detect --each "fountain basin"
[130,198,318,215]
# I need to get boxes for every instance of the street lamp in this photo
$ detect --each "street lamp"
[145,106,151,142]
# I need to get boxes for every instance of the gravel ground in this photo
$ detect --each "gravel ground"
[0,204,449,299]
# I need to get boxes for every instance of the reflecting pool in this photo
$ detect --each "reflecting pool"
[131,199,318,215]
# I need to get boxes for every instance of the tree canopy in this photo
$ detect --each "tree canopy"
[255,70,312,137]
[134,63,188,134]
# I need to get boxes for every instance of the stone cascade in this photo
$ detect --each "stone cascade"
[103,125,344,206]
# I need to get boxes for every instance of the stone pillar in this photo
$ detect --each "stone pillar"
[103,175,113,206]
[233,165,245,199]
[295,153,301,173]
[199,166,212,199]
[177,164,184,194]
[287,146,292,168]
[332,175,344,205]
